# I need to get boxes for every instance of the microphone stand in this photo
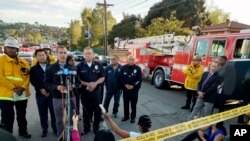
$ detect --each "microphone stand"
[65,74,71,141]
[59,70,76,141]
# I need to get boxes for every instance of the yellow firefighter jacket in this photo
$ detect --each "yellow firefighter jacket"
[183,64,203,90]
[0,54,31,101]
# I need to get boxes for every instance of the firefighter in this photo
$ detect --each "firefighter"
[181,56,203,112]
[0,37,31,138]
[77,47,105,134]
[120,55,142,123]
[32,44,56,66]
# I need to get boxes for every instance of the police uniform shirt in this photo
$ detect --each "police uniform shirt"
[77,61,104,90]
[104,64,122,92]
[121,64,142,91]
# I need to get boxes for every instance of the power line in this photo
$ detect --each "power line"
[111,0,145,10]
[113,0,187,21]
[114,0,149,12]
[126,0,186,14]
[113,0,133,5]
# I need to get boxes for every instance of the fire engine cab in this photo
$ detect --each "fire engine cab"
[113,30,250,89]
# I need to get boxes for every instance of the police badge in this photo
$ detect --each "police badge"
[95,65,98,70]
[134,69,137,73]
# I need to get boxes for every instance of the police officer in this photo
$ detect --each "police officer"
[0,37,31,138]
[77,47,105,134]
[44,46,76,138]
[103,55,122,117]
[30,49,57,137]
[120,55,142,123]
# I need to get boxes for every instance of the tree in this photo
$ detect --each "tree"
[69,20,82,49]
[0,20,68,45]
[80,7,116,48]
[143,0,209,28]
[208,8,230,25]
[26,34,34,43]
[145,12,191,36]
[108,15,141,47]
[32,32,42,44]
[6,29,16,36]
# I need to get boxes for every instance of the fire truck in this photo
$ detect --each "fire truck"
[113,30,250,89]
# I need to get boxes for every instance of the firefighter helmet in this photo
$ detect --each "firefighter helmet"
[4,37,19,49]
[40,44,51,50]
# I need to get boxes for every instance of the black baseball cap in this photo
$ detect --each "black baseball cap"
[138,115,152,125]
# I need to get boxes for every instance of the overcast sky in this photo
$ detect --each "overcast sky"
[0,0,249,27]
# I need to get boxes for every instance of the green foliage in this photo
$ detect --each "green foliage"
[6,29,17,36]
[109,12,191,46]
[143,0,209,28]
[145,12,191,36]
[32,32,42,44]
[78,7,116,49]
[0,21,68,45]
[108,15,141,47]
[93,47,105,55]
[69,20,82,47]
[208,8,230,25]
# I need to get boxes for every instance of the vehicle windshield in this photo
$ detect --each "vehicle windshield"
[74,52,82,55]
[234,38,250,59]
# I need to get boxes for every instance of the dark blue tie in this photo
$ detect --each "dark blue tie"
[202,73,212,90]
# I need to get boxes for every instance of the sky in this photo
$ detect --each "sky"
[0,0,250,27]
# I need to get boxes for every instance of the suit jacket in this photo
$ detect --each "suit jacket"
[30,63,50,96]
[44,62,75,99]
[197,71,221,103]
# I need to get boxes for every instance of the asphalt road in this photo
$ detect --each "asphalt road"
[11,80,238,141]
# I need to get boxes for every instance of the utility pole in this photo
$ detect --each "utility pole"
[96,0,114,56]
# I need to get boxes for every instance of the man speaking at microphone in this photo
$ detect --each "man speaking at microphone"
[44,46,76,138]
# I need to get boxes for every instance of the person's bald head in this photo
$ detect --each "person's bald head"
[127,55,135,65]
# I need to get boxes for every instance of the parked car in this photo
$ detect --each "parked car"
[99,55,110,66]
[18,52,33,66]
[72,51,84,62]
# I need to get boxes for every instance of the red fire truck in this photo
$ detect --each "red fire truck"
[114,30,250,89]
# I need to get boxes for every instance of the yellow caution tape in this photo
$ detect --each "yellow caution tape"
[120,104,250,141]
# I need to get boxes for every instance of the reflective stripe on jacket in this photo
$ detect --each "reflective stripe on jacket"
[0,55,30,101]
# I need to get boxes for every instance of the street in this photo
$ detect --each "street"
[12,80,236,141]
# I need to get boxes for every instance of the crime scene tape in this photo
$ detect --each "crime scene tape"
[119,104,250,141]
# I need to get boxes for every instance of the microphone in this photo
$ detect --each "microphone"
[56,70,64,85]
[69,71,77,88]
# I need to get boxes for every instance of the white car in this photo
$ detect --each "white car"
[18,52,33,65]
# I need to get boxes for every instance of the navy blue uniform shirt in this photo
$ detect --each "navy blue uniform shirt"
[77,61,105,90]
[104,64,122,92]
[120,64,142,92]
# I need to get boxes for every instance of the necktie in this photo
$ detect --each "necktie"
[201,73,212,90]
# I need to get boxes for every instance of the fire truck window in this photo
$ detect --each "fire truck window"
[234,39,250,59]
[195,40,208,57]
[210,40,226,57]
